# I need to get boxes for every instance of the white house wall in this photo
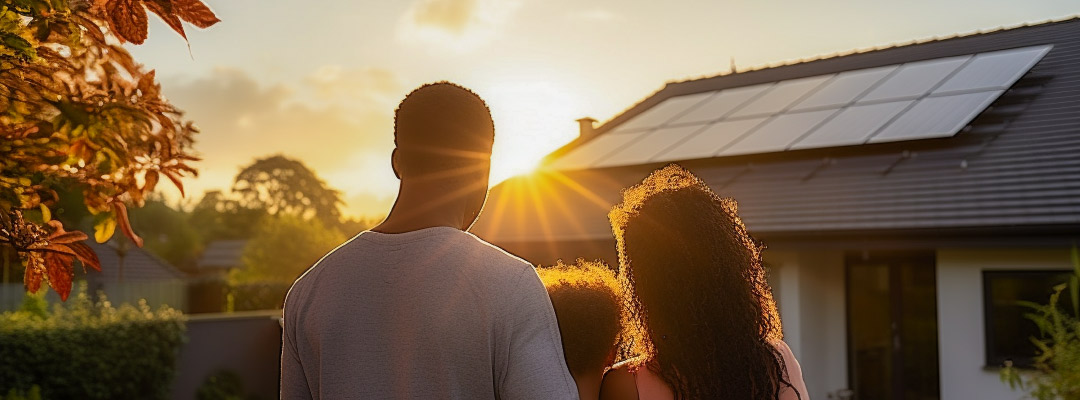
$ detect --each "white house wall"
[766,250,848,400]
[936,248,1073,400]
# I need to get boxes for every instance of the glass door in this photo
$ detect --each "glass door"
[846,252,940,400]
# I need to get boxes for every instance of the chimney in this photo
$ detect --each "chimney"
[576,117,598,139]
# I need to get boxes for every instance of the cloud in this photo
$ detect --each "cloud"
[159,68,405,217]
[305,66,403,111]
[565,8,623,23]
[397,0,521,51]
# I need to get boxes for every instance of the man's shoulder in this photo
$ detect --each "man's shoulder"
[459,231,532,267]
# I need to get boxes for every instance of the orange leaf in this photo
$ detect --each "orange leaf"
[67,242,102,272]
[163,169,185,197]
[23,257,43,294]
[112,202,144,247]
[173,0,220,28]
[106,0,149,44]
[44,253,75,301]
[47,221,90,244]
[143,170,159,191]
[143,0,186,40]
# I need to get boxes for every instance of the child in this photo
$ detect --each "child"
[538,261,624,400]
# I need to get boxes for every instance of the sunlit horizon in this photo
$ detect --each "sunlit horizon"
[128,0,1079,219]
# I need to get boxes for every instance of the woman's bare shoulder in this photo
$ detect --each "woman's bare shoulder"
[600,360,640,400]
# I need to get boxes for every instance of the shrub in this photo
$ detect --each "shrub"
[196,369,245,400]
[230,281,291,311]
[1001,247,1080,399]
[0,288,187,399]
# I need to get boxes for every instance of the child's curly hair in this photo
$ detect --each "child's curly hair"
[537,260,624,376]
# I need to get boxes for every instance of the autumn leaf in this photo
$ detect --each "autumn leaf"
[162,169,185,197]
[112,201,144,247]
[143,170,159,192]
[23,255,44,294]
[44,252,75,301]
[143,0,187,40]
[106,0,149,44]
[68,242,103,272]
[173,0,220,28]
[94,212,117,243]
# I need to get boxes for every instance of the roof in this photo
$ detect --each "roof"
[197,240,248,270]
[473,17,1080,244]
[85,242,187,282]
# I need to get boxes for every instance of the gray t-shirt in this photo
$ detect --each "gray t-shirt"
[281,227,578,400]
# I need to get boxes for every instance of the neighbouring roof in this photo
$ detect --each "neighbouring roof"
[197,240,248,270]
[472,17,1080,244]
[86,242,186,282]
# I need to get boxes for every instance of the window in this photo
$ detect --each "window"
[983,270,1072,367]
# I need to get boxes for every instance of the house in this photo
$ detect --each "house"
[471,17,1080,400]
[84,241,188,311]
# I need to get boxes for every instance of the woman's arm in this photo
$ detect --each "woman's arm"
[600,364,639,400]
[775,341,810,400]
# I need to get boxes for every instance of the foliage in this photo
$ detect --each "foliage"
[234,214,343,284]
[129,196,202,270]
[1001,247,1080,399]
[232,155,344,227]
[230,281,290,311]
[0,287,187,399]
[0,0,218,299]
[16,289,48,320]
[189,189,263,242]
[196,369,247,400]
[3,386,41,400]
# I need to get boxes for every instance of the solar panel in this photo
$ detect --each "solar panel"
[547,44,1049,171]
[868,91,1002,143]
[668,83,772,125]
[652,118,767,161]
[859,56,970,102]
[719,109,837,156]
[594,124,709,168]
[613,91,716,132]
[790,66,897,111]
[546,131,651,170]
[728,75,833,118]
[790,101,913,149]
[934,45,1052,93]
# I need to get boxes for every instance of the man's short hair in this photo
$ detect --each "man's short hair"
[537,260,623,376]
[393,82,495,176]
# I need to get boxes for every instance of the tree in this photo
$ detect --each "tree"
[0,0,219,299]
[128,196,202,270]
[189,189,263,242]
[234,214,344,283]
[232,155,344,227]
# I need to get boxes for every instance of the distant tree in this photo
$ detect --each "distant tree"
[0,0,219,299]
[128,197,202,270]
[234,215,344,283]
[232,155,344,227]
[189,189,263,242]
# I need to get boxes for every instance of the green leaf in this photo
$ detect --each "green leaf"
[93,212,116,243]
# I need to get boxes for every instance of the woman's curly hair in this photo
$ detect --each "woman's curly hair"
[608,164,797,400]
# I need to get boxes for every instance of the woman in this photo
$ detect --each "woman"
[600,164,808,400]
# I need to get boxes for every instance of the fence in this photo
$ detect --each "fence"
[171,311,282,400]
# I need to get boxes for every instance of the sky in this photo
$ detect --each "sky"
[126,0,1079,218]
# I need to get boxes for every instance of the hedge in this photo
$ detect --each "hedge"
[0,290,187,399]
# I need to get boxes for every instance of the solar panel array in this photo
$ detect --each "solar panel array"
[548,45,1052,170]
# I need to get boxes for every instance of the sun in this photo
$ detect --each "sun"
[482,80,583,186]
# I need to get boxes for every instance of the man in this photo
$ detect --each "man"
[280,82,579,400]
